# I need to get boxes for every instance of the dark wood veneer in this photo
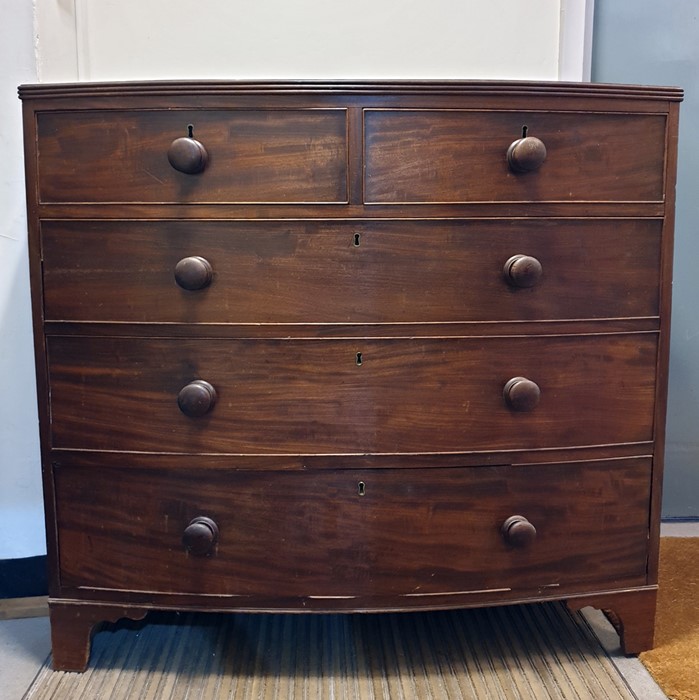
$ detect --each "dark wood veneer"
[41,219,662,324]
[54,462,650,598]
[47,334,657,454]
[37,109,348,204]
[20,80,681,671]
[364,110,667,203]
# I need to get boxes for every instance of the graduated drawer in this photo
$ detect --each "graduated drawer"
[35,109,348,204]
[55,460,651,599]
[47,334,657,454]
[41,219,661,324]
[364,109,667,203]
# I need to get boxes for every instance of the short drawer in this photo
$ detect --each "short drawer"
[55,460,651,599]
[47,334,657,454]
[36,109,348,204]
[41,219,661,324]
[364,110,667,203]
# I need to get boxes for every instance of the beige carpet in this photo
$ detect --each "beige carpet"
[640,537,699,700]
[24,602,636,700]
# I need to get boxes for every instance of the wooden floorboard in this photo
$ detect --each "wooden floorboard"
[0,597,49,621]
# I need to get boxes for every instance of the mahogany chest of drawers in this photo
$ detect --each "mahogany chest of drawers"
[19,80,682,671]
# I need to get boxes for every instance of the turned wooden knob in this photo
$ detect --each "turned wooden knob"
[168,134,208,174]
[177,380,217,417]
[503,377,540,411]
[183,516,219,556]
[501,515,537,547]
[504,254,543,288]
[507,136,547,173]
[174,256,213,291]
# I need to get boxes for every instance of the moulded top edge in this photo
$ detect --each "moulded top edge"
[17,79,684,102]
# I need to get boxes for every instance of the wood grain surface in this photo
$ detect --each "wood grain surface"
[364,110,667,203]
[20,80,681,669]
[36,109,348,203]
[46,333,658,454]
[41,218,662,324]
[54,460,651,598]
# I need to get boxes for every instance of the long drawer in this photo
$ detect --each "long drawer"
[41,219,662,324]
[36,109,348,204]
[364,109,667,203]
[47,334,657,454]
[54,460,651,599]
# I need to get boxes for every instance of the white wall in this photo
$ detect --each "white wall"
[37,0,592,83]
[0,0,43,560]
[2,0,591,561]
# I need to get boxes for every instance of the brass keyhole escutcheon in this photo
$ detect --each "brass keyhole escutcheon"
[356,352,363,366]
[358,481,366,496]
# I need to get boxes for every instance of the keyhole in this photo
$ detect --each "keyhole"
[356,352,363,366]
[188,124,194,138]
[358,481,366,496]
[353,233,361,247]
[521,125,528,138]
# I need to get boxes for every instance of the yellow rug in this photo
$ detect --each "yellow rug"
[640,537,699,700]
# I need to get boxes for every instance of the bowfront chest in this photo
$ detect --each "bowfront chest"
[19,80,682,671]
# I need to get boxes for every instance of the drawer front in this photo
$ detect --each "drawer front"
[41,219,661,324]
[36,110,348,204]
[47,334,657,454]
[364,110,667,203]
[55,461,651,598]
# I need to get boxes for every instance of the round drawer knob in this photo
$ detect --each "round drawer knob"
[503,377,541,412]
[174,256,213,291]
[168,136,208,174]
[504,254,543,288]
[183,516,219,556]
[501,515,537,547]
[177,380,217,417]
[507,136,547,173]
